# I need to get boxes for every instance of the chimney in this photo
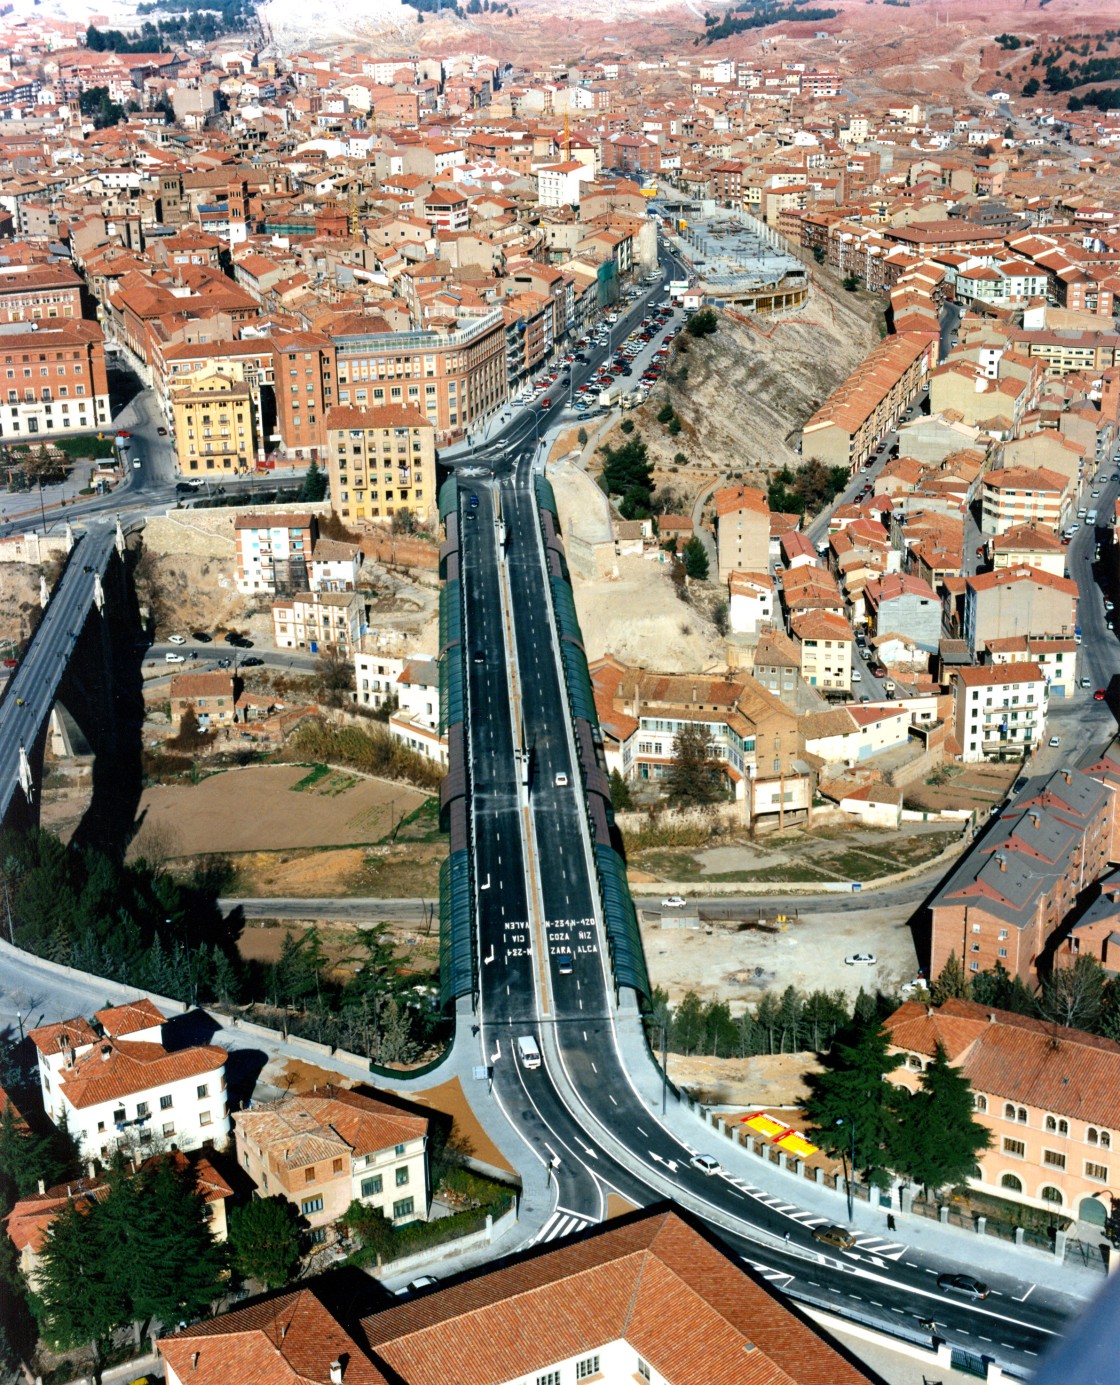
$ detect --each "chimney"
[1062,767,1072,783]
[1029,811,1040,829]
[330,1364,343,1385]
[100,1044,112,1062]
[37,1179,45,1195]
[926,1004,934,1018]
[87,1161,96,1180]
[989,1013,997,1023]
[996,853,1007,871]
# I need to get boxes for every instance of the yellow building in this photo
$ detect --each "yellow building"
[324,403,437,527]
[171,363,257,475]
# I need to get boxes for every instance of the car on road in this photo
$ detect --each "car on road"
[395,1276,439,1296]
[557,953,574,975]
[937,1273,989,1300]
[1049,736,1061,748]
[1081,677,1093,689]
[164,652,184,663]
[541,397,552,408]
[689,1154,722,1176]
[662,896,687,908]
[157,426,167,436]
[871,665,886,678]
[240,656,264,667]
[812,1225,856,1250]
[216,658,232,669]
[469,493,479,508]
[845,953,876,966]
[192,632,212,643]
[473,649,485,664]
[1096,689,1108,701]
[168,634,186,644]
[850,670,861,682]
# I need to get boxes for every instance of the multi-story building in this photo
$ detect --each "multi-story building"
[791,610,854,693]
[158,1208,878,1385]
[232,1086,429,1238]
[29,1000,230,1163]
[168,672,238,732]
[962,567,1079,657]
[951,661,1048,763]
[929,765,1113,983]
[863,572,942,653]
[324,403,437,527]
[0,320,110,440]
[171,364,257,476]
[714,485,770,583]
[980,466,1073,536]
[235,511,319,594]
[354,651,409,710]
[0,260,82,322]
[332,309,506,444]
[272,589,365,653]
[887,998,1120,1232]
[389,657,445,764]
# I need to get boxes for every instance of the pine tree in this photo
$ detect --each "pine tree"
[131,1158,226,1323]
[212,946,242,1006]
[932,951,970,1003]
[672,991,705,1055]
[889,1045,992,1197]
[33,1197,126,1367]
[665,724,722,806]
[803,1018,905,1189]
[227,1197,300,1289]
[608,768,633,812]
[299,459,327,502]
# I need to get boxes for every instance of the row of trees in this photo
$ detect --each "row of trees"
[767,459,850,519]
[0,827,447,1066]
[700,3,838,45]
[933,952,1120,1040]
[650,982,861,1058]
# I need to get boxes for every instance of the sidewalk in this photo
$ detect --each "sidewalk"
[609,1003,1103,1308]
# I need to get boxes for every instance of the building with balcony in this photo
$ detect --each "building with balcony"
[324,402,437,528]
[272,589,365,653]
[171,363,257,475]
[951,661,1048,763]
[0,320,110,440]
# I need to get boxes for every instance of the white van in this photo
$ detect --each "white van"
[516,1035,541,1069]
[1087,509,1098,524]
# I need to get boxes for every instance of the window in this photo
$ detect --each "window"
[1041,1185,1063,1205]
[301,1197,324,1215]
[136,1101,149,1118]
[974,1094,987,1113]
[395,1166,409,1186]
[199,1111,212,1127]
[1017,1107,1028,1123]
[160,1094,173,1110]
[305,1167,316,1183]
[113,1107,125,1125]
[1086,1162,1109,1182]
[1001,1173,1022,1192]
[1089,1127,1100,1146]
[1103,1131,1112,1150]
[163,1123,175,1138]
[1043,1150,1066,1170]
[576,1357,600,1380]
[197,1084,209,1099]
[1003,1137,1025,1158]
[393,1197,414,1219]
[638,1362,652,1383]
[395,1143,406,1156]
[333,1157,344,1174]
[361,1174,383,1198]
[536,1374,561,1385]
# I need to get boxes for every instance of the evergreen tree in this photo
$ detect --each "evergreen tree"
[704,1000,737,1057]
[755,991,781,1055]
[889,1045,991,1197]
[131,1158,226,1323]
[609,768,633,812]
[969,964,1037,1016]
[672,991,705,1055]
[0,1103,53,1200]
[680,536,709,580]
[32,1198,125,1368]
[931,950,970,1003]
[665,724,722,807]
[803,1019,905,1188]
[227,1197,300,1289]
[299,459,327,502]
[212,946,242,1006]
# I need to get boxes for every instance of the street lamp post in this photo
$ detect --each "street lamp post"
[836,1116,856,1222]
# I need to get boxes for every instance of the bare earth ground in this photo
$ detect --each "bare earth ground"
[128,764,427,857]
[902,761,1019,814]
[666,1052,824,1109]
[641,904,920,1009]
[234,916,439,981]
[0,562,42,648]
[226,842,446,899]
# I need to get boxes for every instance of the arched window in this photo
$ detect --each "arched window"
[1004,1103,1016,1121]
[1001,1173,1023,1192]
[1089,1128,1099,1146]
[1018,1107,1028,1124]
[1058,1119,1069,1136]
[1040,1185,1063,1206]
[974,1095,987,1113]
[908,1055,922,1070]
[1046,1116,1057,1132]
[1103,1132,1112,1151]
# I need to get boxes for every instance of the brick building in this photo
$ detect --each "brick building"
[324,403,437,527]
[0,320,110,440]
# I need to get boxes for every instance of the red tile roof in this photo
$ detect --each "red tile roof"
[57,1038,226,1110]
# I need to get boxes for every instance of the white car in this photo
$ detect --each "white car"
[168,634,186,644]
[661,895,687,908]
[554,771,569,787]
[844,952,877,966]
[690,1154,722,1176]
[164,652,185,663]
[851,670,862,682]
[1049,736,1061,748]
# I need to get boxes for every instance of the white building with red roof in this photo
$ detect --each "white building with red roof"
[29,1001,229,1164]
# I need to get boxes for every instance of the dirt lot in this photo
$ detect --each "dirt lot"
[128,764,428,858]
[902,761,1018,814]
[226,841,446,899]
[235,915,438,975]
[666,1052,824,1110]
[628,822,962,886]
[642,902,921,1010]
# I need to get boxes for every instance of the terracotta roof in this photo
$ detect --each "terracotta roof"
[714,485,768,518]
[57,1038,227,1110]
[28,1017,98,1058]
[94,998,165,1038]
[234,1086,428,1171]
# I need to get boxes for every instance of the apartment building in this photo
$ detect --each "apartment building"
[790,610,853,693]
[29,1000,230,1163]
[929,765,1114,984]
[1007,328,1120,378]
[987,635,1078,698]
[887,998,1120,1231]
[0,260,82,322]
[980,466,1072,536]
[235,512,319,594]
[332,309,506,444]
[0,320,110,440]
[171,364,257,475]
[800,331,938,473]
[727,570,774,635]
[272,590,365,654]
[962,566,1079,656]
[324,403,437,527]
[863,572,942,652]
[714,485,770,581]
[233,1086,430,1238]
[168,672,238,732]
[714,485,770,582]
[390,657,446,765]
[158,1208,877,1385]
[991,521,1068,578]
[951,661,1048,763]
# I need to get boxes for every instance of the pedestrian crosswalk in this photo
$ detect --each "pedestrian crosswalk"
[744,1259,794,1286]
[534,1209,594,1244]
[721,1176,907,1259]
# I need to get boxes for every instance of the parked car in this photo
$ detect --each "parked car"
[240,656,264,667]
[168,634,186,645]
[937,1273,989,1301]
[1096,689,1108,701]
[845,952,876,966]
[164,652,184,663]
[662,895,687,908]
[689,1154,721,1176]
[812,1225,856,1250]
[157,426,167,436]
[191,632,212,643]
[1049,736,1061,748]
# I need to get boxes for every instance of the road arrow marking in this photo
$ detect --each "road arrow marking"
[574,1138,598,1160]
